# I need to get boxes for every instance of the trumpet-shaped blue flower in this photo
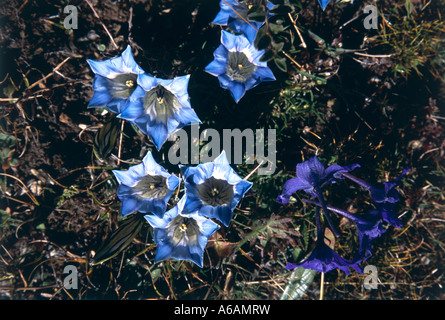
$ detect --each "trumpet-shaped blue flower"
[276,156,360,204]
[318,0,332,11]
[205,30,275,103]
[87,45,145,114]
[286,210,363,275]
[212,0,275,42]
[118,73,201,150]
[112,152,180,217]
[145,197,220,268]
[180,150,252,227]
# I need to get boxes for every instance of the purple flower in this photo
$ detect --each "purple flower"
[276,156,360,205]
[286,210,363,275]
[341,168,409,204]
[276,156,359,237]
[286,241,363,275]
[303,199,387,262]
[375,203,403,229]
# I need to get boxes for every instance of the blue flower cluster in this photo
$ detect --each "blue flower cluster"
[277,156,408,275]
[205,0,276,103]
[86,39,255,267]
[87,46,200,150]
[111,150,251,268]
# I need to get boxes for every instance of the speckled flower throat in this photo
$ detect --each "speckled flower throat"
[226,51,257,82]
[107,73,138,99]
[195,176,234,207]
[132,174,169,199]
[144,85,182,124]
[168,215,200,247]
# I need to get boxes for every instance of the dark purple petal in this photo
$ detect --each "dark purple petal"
[276,177,311,204]
[287,240,363,275]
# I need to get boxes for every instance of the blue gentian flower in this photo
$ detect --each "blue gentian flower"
[118,73,201,150]
[340,168,409,204]
[112,151,180,217]
[205,30,275,103]
[212,0,275,42]
[286,209,363,275]
[144,197,220,268]
[87,45,145,114]
[180,150,252,227]
[318,0,332,11]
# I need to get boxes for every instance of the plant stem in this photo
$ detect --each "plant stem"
[320,272,325,300]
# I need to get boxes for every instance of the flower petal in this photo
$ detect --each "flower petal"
[228,81,246,103]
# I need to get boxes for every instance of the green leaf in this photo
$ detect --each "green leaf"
[93,116,120,161]
[280,267,317,300]
[270,5,293,14]
[274,56,288,72]
[271,41,285,52]
[248,9,266,22]
[256,34,271,50]
[269,23,284,34]
[92,214,146,266]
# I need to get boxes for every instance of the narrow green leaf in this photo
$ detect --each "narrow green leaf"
[93,116,120,161]
[92,214,146,266]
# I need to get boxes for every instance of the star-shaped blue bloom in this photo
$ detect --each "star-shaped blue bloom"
[212,0,275,42]
[205,30,275,103]
[180,150,252,227]
[118,73,201,150]
[87,45,145,114]
[276,156,360,204]
[286,210,363,275]
[144,197,220,268]
[112,151,180,217]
